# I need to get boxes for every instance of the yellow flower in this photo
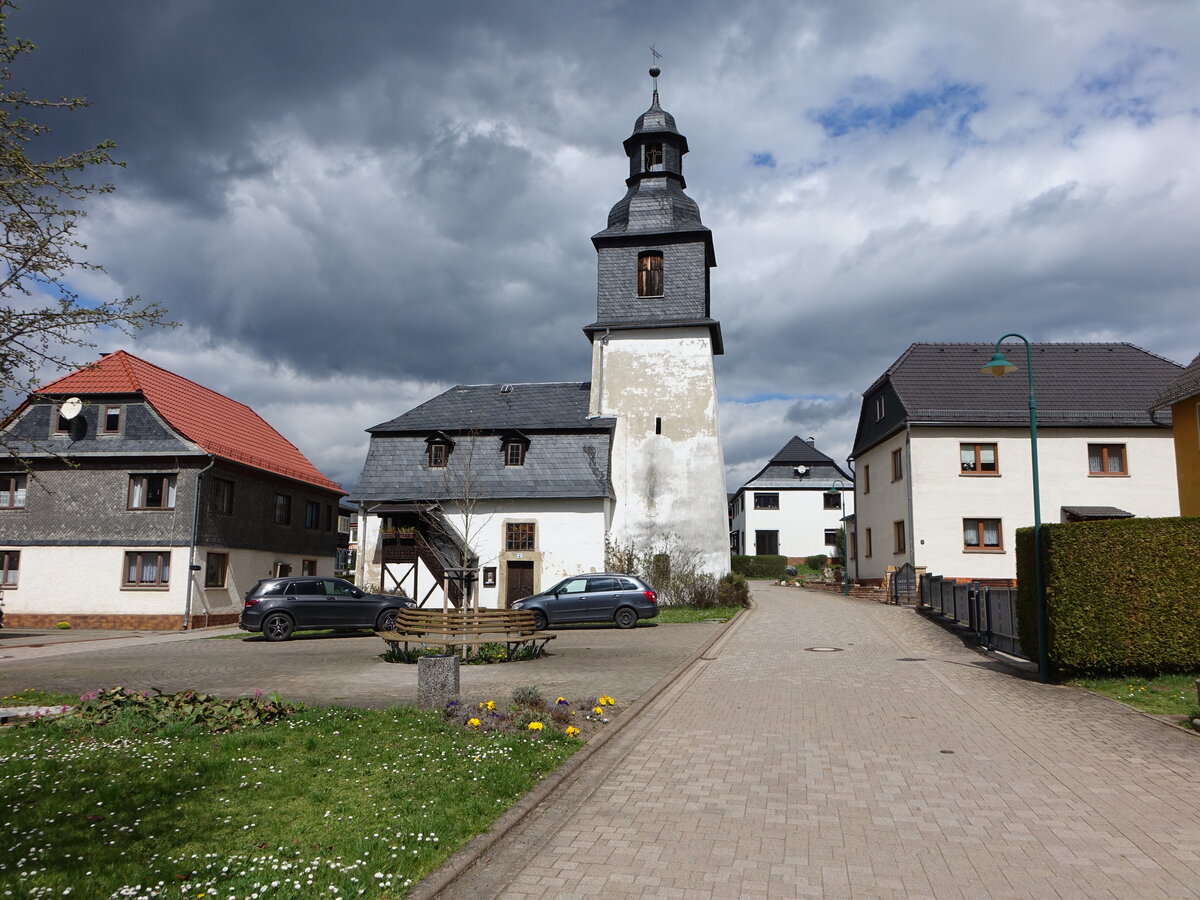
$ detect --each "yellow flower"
[466,718,481,728]
[599,695,615,706]
[593,706,603,715]
[527,721,544,731]
[565,726,580,737]
[479,700,495,710]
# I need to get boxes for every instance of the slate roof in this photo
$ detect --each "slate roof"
[632,93,681,139]
[351,382,615,503]
[595,92,708,240]
[1150,351,1200,410]
[853,343,1182,458]
[34,351,342,493]
[594,176,708,239]
[368,382,607,434]
[738,436,853,492]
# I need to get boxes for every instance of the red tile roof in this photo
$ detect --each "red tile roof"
[39,351,343,494]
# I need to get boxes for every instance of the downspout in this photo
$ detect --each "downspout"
[904,423,916,568]
[845,457,857,584]
[183,456,217,631]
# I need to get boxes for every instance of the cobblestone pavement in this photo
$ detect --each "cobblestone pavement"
[0,620,721,709]
[441,583,1200,899]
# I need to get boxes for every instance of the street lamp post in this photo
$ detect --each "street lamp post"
[826,480,851,596]
[979,334,1049,683]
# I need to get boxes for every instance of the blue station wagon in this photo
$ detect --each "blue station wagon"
[511,573,658,630]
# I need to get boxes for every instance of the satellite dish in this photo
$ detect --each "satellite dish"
[60,397,83,420]
[794,465,809,476]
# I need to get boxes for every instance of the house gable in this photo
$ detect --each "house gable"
[352,382,616,504]
[33,351,341,494]
[1151,351,1200,411]
[852,342,1181,458]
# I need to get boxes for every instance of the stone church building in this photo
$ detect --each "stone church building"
[350,72,729,608]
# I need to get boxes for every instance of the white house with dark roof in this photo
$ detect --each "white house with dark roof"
[730,437,853,560]
[349,71,729,608]
[849,342,1182,585]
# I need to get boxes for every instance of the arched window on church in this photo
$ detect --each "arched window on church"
[638,251,663,297]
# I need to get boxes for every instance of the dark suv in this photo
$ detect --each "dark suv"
[239,576,414,642]
[511,573,658,629]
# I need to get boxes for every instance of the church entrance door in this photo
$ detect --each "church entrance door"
[505,561,535,608]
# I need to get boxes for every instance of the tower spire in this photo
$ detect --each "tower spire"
[649,45,662,100]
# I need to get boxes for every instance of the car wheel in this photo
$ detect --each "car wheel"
[531,610,549,631]
[262,612,294,642]
[614,607,638,629]
[376,608,399,632]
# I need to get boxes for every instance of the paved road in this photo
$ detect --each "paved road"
[441,583,1200,899]
[0,620,722,709]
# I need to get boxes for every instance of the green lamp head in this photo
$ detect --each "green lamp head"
[979,351,1018,378]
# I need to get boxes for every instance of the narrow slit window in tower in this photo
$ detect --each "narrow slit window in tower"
[655,416,663,435]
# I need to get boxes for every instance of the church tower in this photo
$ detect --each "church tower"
[586,67,730,576]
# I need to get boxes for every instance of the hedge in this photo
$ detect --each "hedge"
[731,554,788,579]
[1015,517,1200,676]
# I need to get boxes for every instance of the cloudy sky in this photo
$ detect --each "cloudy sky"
[11,0,1199,491]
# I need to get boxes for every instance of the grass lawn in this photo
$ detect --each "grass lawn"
[0,689,582,898]
[1070,673,1200,718]
[654,605,743,624]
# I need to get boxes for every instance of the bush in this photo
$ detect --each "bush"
[731,554,788,579]
[1015,517,1200,676]
[605,534,706,606]
[511,685,545,708]
[804,554,828,570]
[681,573,719,608]
[718,572,750,607]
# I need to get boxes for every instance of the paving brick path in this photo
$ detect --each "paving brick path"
[442,583,1200,899]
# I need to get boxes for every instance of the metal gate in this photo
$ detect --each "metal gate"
[920,575,1025,659]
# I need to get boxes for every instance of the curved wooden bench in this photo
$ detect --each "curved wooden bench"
[376,608,556,660]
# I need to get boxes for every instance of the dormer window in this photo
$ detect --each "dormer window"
[638,251,663,297]
[501,433,530,467]
[426,433,454,468]
[104,406,122,434]
[644,143,663,171]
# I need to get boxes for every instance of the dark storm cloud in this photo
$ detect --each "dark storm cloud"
[6,1,1198,489]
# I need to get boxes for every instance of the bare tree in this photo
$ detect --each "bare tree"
[422,430,504,610]
[1,2,169,449]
